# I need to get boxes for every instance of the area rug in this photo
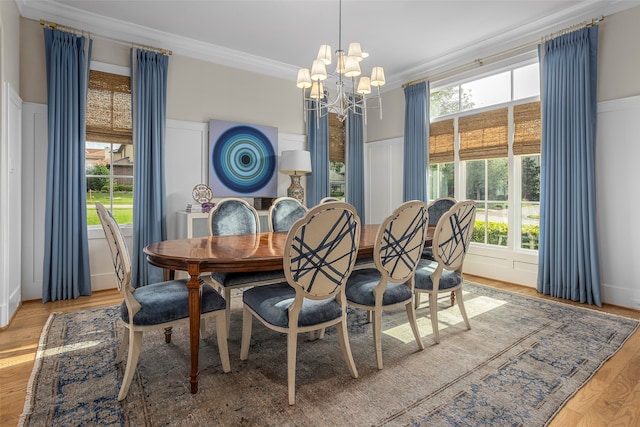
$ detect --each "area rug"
[19,282,639,427]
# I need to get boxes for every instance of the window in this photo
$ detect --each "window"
[429,61,540,250]
[85,68,133,226]
[514,101,541,249]
[428,119,455,199]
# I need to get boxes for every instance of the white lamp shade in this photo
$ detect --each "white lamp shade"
[310,59,328,81]
[344,55,361,78]
[296,68,312,89]
[347,42,363,61]
[357,76,371,94]
[310,81,324,99]
[280,150,312,175]
[317,44,333,65]
[371,66,386,86]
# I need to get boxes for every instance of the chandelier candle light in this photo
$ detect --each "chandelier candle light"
[296,0,385,125]
[279,150,312,204]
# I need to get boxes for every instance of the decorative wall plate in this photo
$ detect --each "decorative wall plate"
[192,184,213,203]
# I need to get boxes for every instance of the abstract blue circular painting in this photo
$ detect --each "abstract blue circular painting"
[209,122,277,196]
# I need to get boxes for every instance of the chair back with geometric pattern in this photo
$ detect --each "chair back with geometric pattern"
[208,197,260,236]
[268,197,308,232]
[374,200,428,283]
[427,197,457,226]
[431,200,477,272]
[283,202,360,299]
[96,202,134,298]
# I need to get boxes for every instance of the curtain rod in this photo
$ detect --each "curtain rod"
[39,19,172,56]
[402,15,605,89]
[40,19,88,38]
[542,15,604,43]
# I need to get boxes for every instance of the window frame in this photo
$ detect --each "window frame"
[429,57,540,252]
[85,62,133,234]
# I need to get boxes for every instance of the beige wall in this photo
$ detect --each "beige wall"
[1,0,20,91]
[19,17,305,134]
[366,5,640,143]
[17,4,640,141]
[20,18,45,103]
[597,6,640,102]
[167,55,302,133]
[365,86,405,142]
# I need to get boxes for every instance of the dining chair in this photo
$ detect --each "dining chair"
[422,197,457,260]
[268,196,308,232]
[207,197,261,236]
[417,197,457,308]
[414,200,476,344]
[344,200,427,370]
[205,198,284,332]
[240,202,361,405]
[96,202,230,400]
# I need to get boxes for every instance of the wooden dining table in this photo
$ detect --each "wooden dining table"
[143,224,434,394]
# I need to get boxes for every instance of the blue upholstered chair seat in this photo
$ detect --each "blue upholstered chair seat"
[243,283,343,328]
[414,259,463,291]
[345,268,414,306]
[210,270,285,288]
[120,280,226,326]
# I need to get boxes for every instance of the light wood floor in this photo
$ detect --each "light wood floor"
[1,276,639,426]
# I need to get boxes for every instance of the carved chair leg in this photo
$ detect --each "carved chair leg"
[164,327,173,343]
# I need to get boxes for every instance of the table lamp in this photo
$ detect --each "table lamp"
[279,150,312,204]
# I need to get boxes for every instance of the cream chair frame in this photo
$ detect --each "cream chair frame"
[96,202,230,400]
[345,200,427,369]
[414,200,476,344]
[240,202,361,405]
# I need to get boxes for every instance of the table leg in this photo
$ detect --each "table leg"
[186,263,202,394]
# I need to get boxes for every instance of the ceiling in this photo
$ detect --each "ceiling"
[16,0,638,89]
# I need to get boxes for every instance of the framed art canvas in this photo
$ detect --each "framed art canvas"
[208,120,278,197]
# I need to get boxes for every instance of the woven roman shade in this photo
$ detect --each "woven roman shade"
[429,118,454,164]
[329,113,345,162]
[86,70,132,144]
[513,101,541,155]
[458,108,508,160]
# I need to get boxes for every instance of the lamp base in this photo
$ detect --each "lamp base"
[287,175,304,204]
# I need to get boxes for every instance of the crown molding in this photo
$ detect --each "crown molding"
[17,0,640,91]
[17,0,299,81]
[387,0,637,89]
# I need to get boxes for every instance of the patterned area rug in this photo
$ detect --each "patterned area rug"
[19,283,639,426]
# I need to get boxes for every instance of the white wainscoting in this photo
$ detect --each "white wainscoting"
[0,84,22,327]
[19,107,306,301]
[364,137,404,224]
[596,96,640,309]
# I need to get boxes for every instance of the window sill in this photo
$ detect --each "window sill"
[88,224,133,240]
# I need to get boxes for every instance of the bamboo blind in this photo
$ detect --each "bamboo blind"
[329,113,345,162]
[86,70,132,144]
[513,101,541,155]
[458,108,508,160]
[429,118,454,164]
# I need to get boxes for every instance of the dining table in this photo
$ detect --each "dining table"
[143,223,434,394]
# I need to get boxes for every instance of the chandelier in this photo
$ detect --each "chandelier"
[295,0,385,125]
